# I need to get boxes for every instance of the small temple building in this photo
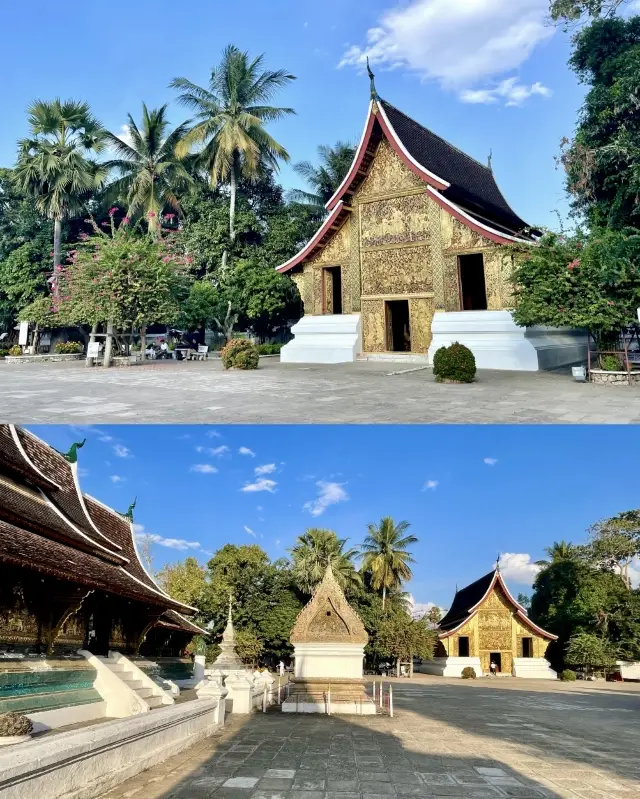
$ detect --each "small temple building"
[421,566,557,679]
[283,564,375,714]
[0,424,206,723]
[278,70,584,370]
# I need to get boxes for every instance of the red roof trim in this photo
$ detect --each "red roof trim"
[276,202,346,273]
[325,103,376,212]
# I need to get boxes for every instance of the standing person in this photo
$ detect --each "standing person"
[279,660,285,677]
[490,659,497,676]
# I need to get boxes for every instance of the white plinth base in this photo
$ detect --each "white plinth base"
[427,311,586,372]
[512,658,557,679]
[282,699,376,715]
[281,314,361,364]
[416,657,484,678]
[617,661,640,681]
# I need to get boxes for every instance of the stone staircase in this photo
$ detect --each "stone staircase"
[95,652,174,711]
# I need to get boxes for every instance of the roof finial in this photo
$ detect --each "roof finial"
[61,439,86,464]
[124,497,137,521]
[495,553,501,572]
[228,593,233,624]
[487,149,493,171]
[366,57,378,101]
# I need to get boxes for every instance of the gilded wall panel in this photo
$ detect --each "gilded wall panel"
[291,273,307,315]
[428,198,446,310]
[441,211,497,253]
[484,250,504,311]
[361,299,386,352]
[312,267,323,315]
[350,211,360,312]
[311,218,350,267]
[362,246,432,296]
[409,298,434,353]
[360,194,431,249]
[356,138,424,199]
[324,270,334,314]
[443,255,461,311]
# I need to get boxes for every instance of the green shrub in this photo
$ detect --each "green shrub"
[257,342,282,355]
[461,666,476,679]
[8,345,22,357]
[599,354,621,372]
[559,669,577,682]
[55,341,83,354]
[0,348,9,358]
[221,339,259,370]
[433,342,476,383]
[0,712,33,737]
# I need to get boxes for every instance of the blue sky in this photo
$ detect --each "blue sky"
[27,424,640,611]
[2,1,589,229]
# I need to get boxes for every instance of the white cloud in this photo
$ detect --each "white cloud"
[78,467,89,477]
[423,479,439,491]
[190,464,218,474]
[239,447,255,457]
[484,457,498,466]
[460,78,551,107]
[206,430,221,438]
[110,475,125,484]
[133,523,203,552]
[241,478,277,493]
[257,506,263,512]
[407,595,446,621]
[244,525,257,538]
[113,444,132,458]
[498,552,541,584]
[338,0,553,105]
[196,445,229,456]
[275,538,281,546]
[255,463,276,476]
[99,434,113,443]
[304,481,349,517]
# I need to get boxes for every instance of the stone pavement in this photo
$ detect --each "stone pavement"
[98,679,640,799]
[2,359,639,423]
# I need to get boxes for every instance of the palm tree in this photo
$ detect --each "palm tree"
[171,45,295,269]
[535,540,577,567]
[360,517,417,610]
[289,528,361,595]
[13,99,106,286]
[104,104,193,232]
[290,141,356,213]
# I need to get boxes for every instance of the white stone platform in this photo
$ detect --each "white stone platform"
[427,311,587,372]
[282,698,376,715]
[416,657,484,678]
[281,314,362,363]
[512,657,557,679]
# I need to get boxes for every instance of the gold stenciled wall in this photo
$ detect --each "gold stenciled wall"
[440,583,549,675]
[296,129,516,352]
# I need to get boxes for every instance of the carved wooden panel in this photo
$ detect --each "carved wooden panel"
[409,298,434,353]
[357,138,425,198]
[443,255,461,311]
[312,268,323,315]
[361,299,386,352]
[360,194,430,249]
[308,598,350,639]
[361,246,432,296]
[309,219,350,267]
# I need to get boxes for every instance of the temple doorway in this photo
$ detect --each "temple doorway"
[458,636,470,657]
[522,637,533,658]
[459,253,487,310]
[323,266,342,315]
[490,652,502,673]
[385,300,411,352]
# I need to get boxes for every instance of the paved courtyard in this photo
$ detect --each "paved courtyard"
[2,359,639,423]
[99,678,640,799]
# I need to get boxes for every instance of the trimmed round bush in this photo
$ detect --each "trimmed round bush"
[600,354,621,372]
[559,669,576,682]
[433,342,476,383]
[0,712,33,737]
[461,666,476,679]
[221,339,259,370]
[8,345,22,357]
[257,342,282,355]
[55,341,83,354]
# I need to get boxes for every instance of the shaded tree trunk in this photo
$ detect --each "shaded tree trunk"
[103,321,114,368]
[52,218,62,298]
[221,162,237,273]
[140,326,147,362]
[85,323,98,368]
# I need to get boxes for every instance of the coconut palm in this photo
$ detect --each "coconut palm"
[171,45,295,269]
[104,104,193,232]
[290,141,356,212]
[13,99,106,284]
[360,517,417,609]
[535,540,577,567]
[289,528,361,595]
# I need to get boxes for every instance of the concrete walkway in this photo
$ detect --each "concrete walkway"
[1,359,639,423]
[97,678,640,799]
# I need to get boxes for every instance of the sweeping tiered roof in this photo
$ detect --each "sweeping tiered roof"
[277,95,532,274]
[0,424,206,634]
[290,564,368,644]
[437,568,557,640]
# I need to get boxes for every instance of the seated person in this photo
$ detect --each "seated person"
[157,338,171,359]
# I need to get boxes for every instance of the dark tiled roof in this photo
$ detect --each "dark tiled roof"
[160,610,207,636]
[438,570,495,631]
[380,101,529,233]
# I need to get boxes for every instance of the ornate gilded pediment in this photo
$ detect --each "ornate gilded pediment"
[290,565,368,645]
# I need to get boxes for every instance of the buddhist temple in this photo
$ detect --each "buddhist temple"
[420,566,557,679]
[0,424,206,726]
[283,564,375,714]
[279,74,585,370]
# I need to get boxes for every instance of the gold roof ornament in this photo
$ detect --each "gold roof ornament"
[290,563,368,645]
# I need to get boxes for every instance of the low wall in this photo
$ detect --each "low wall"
[0,698,221,799]
[4,354,83,365]
[590,369,640,385]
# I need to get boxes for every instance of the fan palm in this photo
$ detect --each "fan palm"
[13,99,106,285]
[535,540,577,567]
[360,517,417,609]
[171,45,295,269]
[104,104,193,232]
[289,528,361,595]
[290,141,356,212]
